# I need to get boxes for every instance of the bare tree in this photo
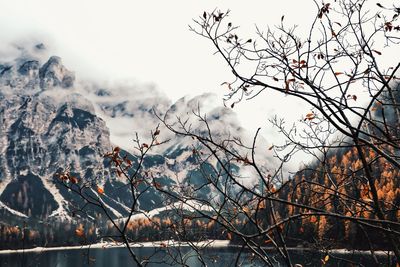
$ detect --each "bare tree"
[159,0,400,265]
[61,0,400,266]
[57,128,229,266]
[170,0,400,265]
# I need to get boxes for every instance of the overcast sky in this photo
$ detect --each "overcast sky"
[0,0,329,168]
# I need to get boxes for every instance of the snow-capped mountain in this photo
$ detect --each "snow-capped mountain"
[0,44,276,225]
[0,50,172,222]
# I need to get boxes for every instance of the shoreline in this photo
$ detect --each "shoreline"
[0,240,394,257]
[0,240,230,254]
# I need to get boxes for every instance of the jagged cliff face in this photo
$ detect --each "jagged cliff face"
[0,53,214,222]
[0,52,179,221]
[0,55,75,91]
[0,55,115,220]
[0,47,276,225]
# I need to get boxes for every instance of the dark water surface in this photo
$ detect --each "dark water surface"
[0,247,395,266]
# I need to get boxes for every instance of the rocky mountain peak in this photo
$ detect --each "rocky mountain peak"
[0,49,76,92]
[39,56,75,89]
[0,49,268,225]
[18,60,40,77]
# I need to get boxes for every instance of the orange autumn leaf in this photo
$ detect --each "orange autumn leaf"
[322,254,330,264]
[306,116,315,120]
[57,172,69,181]
[75,227,84,237]
[242,206,250,214]
[305,112,315,121]
[154,182,162,189]
[306,112,314,118]
[310,216,318,223]
[347,94,358,101]
[97,186,104,194]
[124,157,132,166]
[334,72,344,76]
[70,176,78,184]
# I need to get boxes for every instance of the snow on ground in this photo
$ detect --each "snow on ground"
[103,193,132,213]
[0,240,395,257]
[0,240,230,254]
[0,169,12,196]
[42,174,71,221]
[116,200,214,223]
[91,188,124,218]
[0,200,28,218]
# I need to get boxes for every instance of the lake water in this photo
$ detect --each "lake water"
[0,247,395,266]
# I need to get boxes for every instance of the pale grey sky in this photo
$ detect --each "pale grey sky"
[0,0,314,118]
[0,0,333,169]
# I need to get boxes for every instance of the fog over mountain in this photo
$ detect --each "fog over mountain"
[0,43,279,223]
